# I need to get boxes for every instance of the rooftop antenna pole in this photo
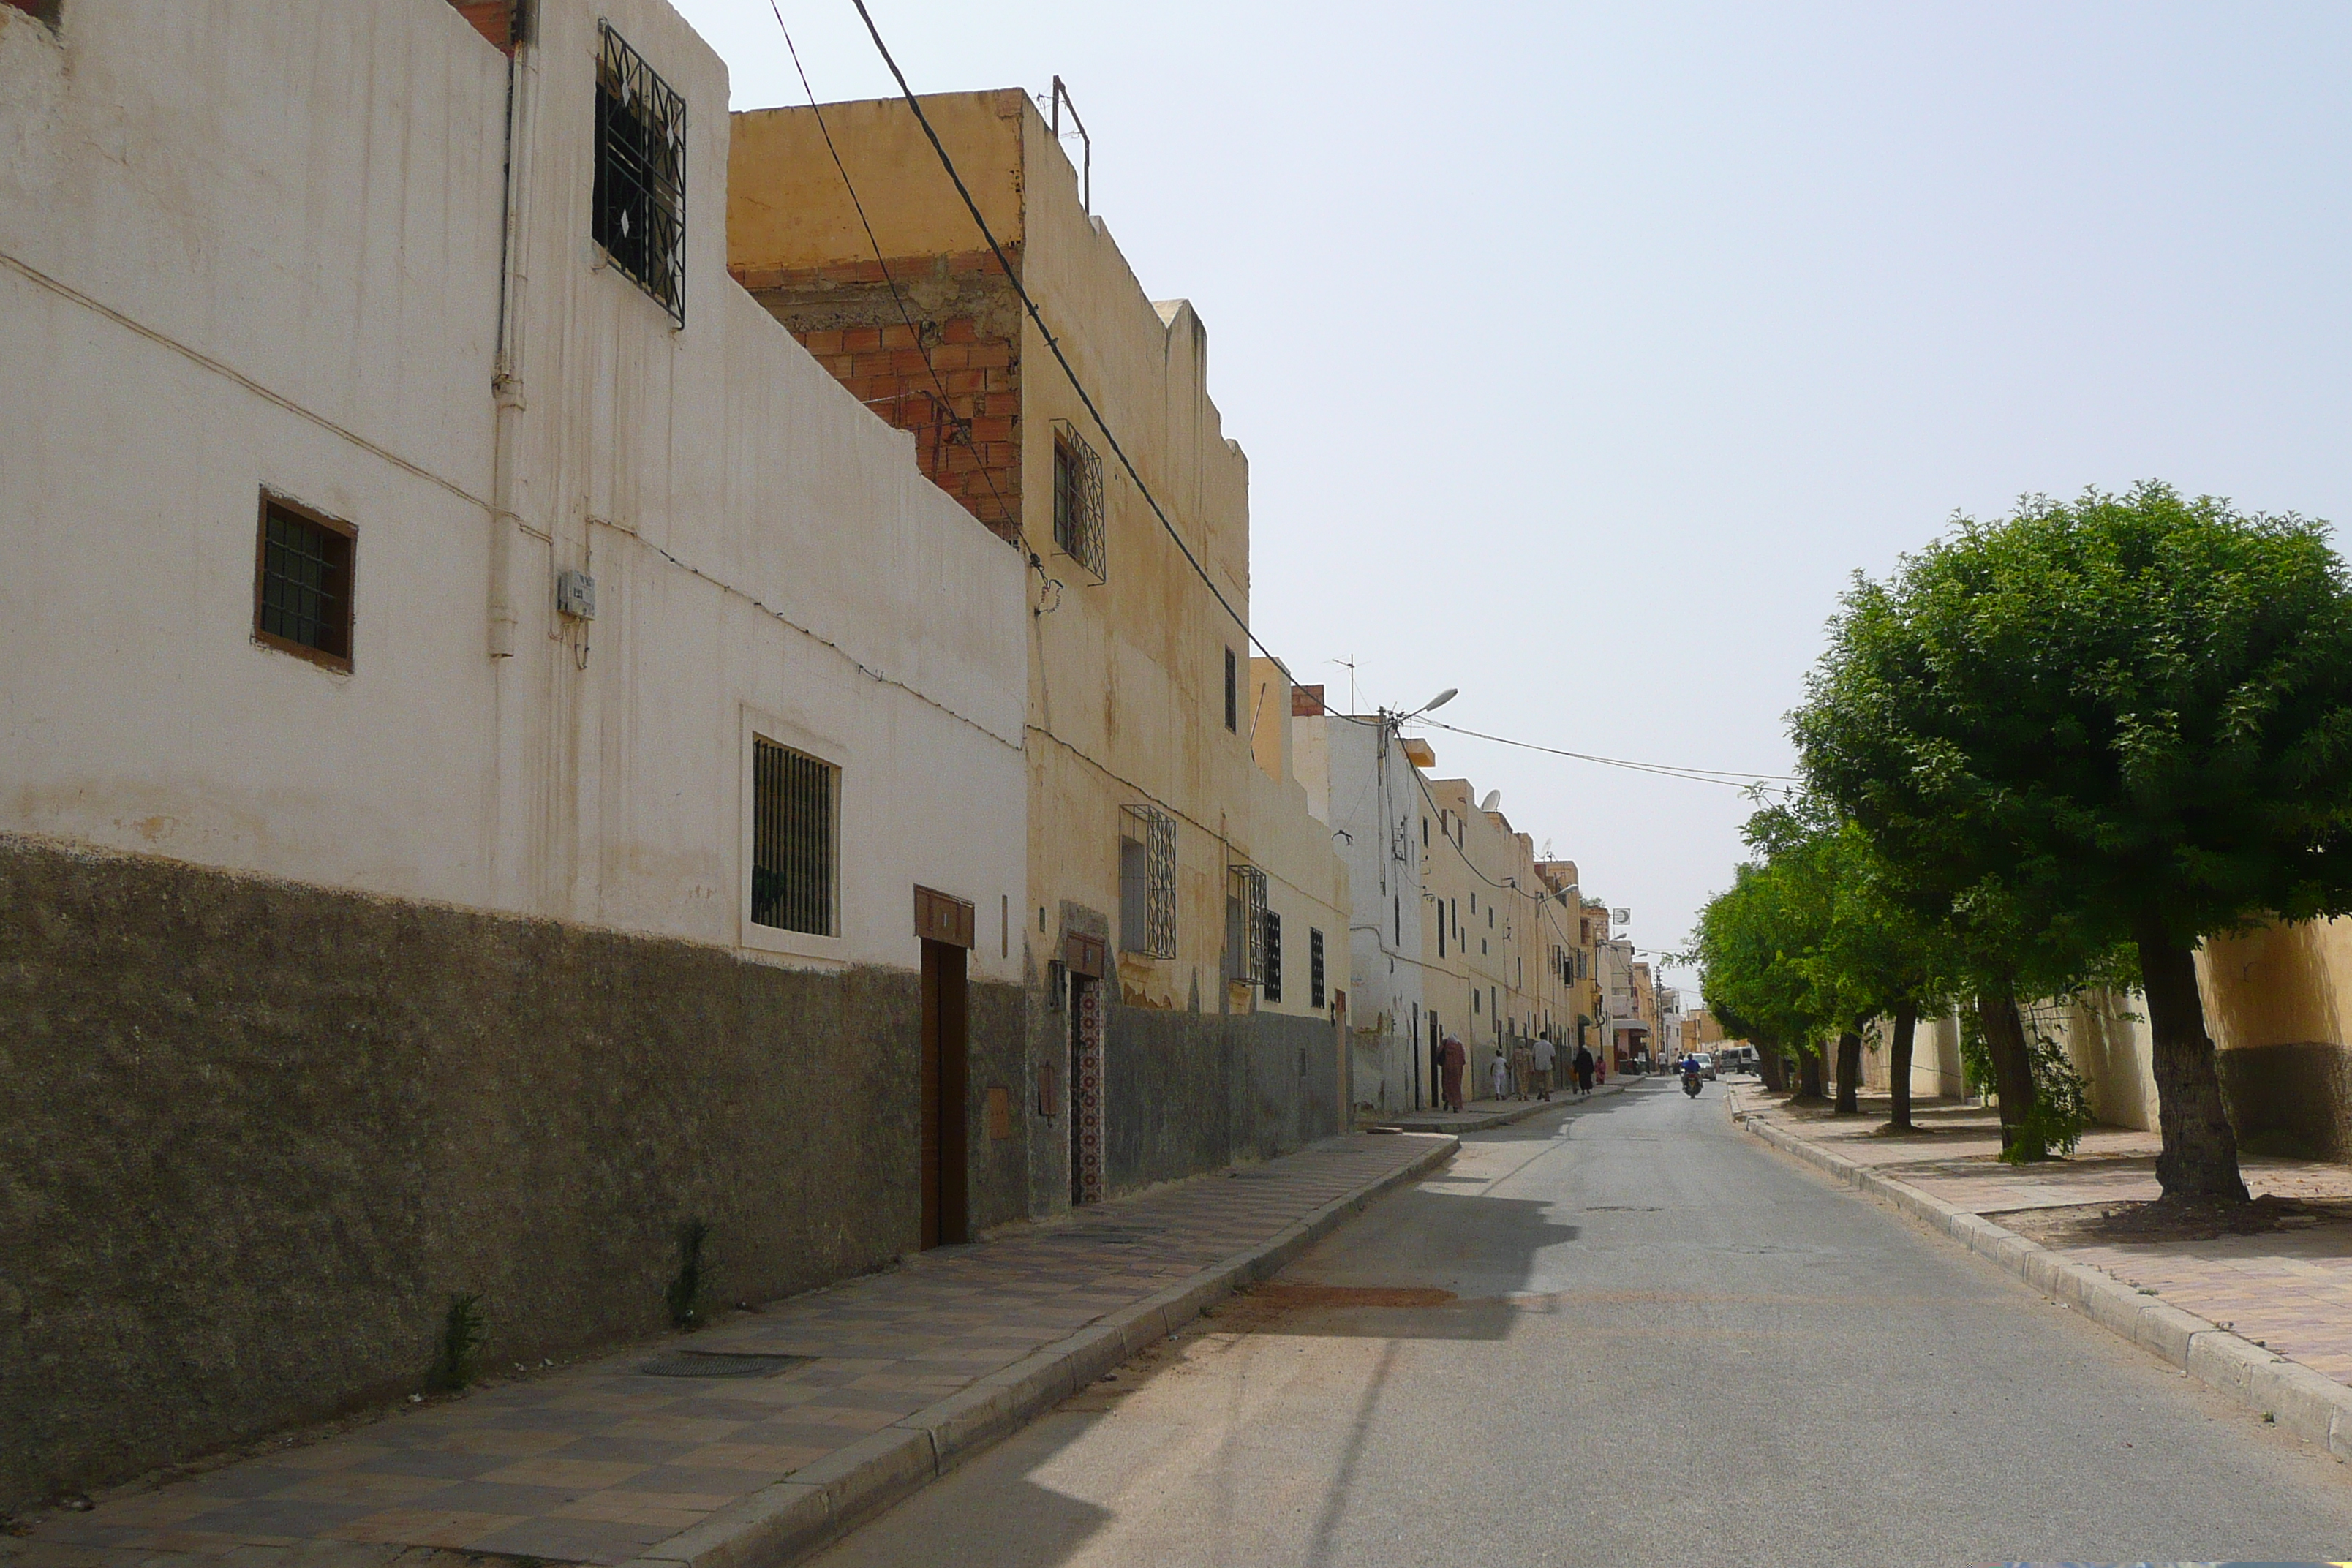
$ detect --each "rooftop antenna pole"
[1050,75,1090,213]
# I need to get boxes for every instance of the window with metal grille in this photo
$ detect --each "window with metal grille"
[1225,864,1267,984]
[253,492,354,671]
[1117,804,1177,957]
[1224,647,1237,733]
[751,738,835,936]
[1262,911,1283,1003]
[593,22,686,325]
[1052,422,1105,580]
[1310,928,1326,1009]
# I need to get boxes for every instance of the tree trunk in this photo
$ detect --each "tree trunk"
[1976,984,2036,1156]
[1758,1048,1786,1093]
[1887,999,1918,1130]
[2135,918,2250,1204]
[1798,1050,1825,1100]
[1834,1030,1863,1113]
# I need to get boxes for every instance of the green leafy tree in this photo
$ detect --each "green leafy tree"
[1687,841,1838,1097]
[1793,483,2352,1202]
[1703,801,1961,1127]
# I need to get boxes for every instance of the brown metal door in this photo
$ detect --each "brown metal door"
[919,939,970,1248]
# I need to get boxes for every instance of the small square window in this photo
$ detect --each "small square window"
[752,737,837,936]
[252,491,354,671]
[594,23,686,325]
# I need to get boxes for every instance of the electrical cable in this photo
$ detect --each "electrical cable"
[829,4,1719,979]
[762,3,1055,602]
[1406,716,1797,788]
[844,0,1294,677]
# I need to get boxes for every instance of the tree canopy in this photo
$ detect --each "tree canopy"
[1790,483,2352,1199]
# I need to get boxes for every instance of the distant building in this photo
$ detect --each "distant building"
[1292,690,1430,1111]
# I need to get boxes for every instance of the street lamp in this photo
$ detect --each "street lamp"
[1407,687,1457,719]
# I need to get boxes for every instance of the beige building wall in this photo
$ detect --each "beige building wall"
[729,87,1346,1025]
[727,88,1349,1194]
[2195,921,2352,1161]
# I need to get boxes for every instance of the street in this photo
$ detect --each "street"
[810,1081,2352,1567]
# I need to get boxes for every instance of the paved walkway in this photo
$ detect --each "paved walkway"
[5,1134,1452,1568]
[1734,1088,2352,1387]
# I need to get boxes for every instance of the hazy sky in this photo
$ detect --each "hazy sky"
[677,0,2352,992]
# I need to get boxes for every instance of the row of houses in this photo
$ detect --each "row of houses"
[0,0,1636,1507]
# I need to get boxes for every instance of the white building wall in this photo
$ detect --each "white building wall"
[0,0,1027,981]
[1305,715,1429,1110]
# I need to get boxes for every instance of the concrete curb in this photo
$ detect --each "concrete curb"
[622,1133,1460,1568]
[1734,1107,2352,1465]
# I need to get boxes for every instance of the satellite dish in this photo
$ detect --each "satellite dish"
[1479,790,1501,813]
[1612,908,1632,924]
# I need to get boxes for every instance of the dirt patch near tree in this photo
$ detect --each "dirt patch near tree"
[1995,1194,2352,1245]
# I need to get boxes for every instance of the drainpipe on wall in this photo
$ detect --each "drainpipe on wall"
[488,1,537,657]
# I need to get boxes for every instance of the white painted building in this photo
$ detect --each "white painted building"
[0,2,1044,1485]
[1294,693,1432,1111]
[1597,933,1646,1066]
[0,0,1027,975]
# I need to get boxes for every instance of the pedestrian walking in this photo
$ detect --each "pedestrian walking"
[1438,1031,1468,1113]
[1509,1038,1534,1100]
[1573,1042,1596,1098]
[1489,1044,1509,1101]
[1531,1034,1556,1101]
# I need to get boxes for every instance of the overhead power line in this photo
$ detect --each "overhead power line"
[844,0,1293,679]
[762,2,1052,603]
[1408,717,1798,789]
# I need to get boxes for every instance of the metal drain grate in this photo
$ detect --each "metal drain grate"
[640,1351,813,1379]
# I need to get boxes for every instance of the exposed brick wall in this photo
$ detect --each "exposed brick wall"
[448,0,519,52]
[733,250,1024,543]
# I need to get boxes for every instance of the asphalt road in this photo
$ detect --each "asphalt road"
[812,1079,2352,1567]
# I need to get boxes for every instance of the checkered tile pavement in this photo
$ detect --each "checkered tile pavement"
[1739,1091,2352,1392]
[5,1134,1447,1568]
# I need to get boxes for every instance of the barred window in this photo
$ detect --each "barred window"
[593,23,686,325]
[1052,422,1105,580]
[752,738,835,936]
[1224,647,1237,733]
[253,492,354,671]
[1262,911,1284,1003]
[1117,804,1177,957]
[1310,928,1327,1009]
[1225,864,1267,984]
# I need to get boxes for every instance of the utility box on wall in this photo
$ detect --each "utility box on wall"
[554,568,597,620]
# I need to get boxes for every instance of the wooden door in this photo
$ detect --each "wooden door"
[919,939,970,1248]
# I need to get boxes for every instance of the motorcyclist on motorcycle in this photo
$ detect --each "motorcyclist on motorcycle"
[1679,1052,1704,1097]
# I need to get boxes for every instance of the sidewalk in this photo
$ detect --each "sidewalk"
[1382,1075,1635,1134]
[1733,1085,2352,1456]
[4,1131,1456,1568]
